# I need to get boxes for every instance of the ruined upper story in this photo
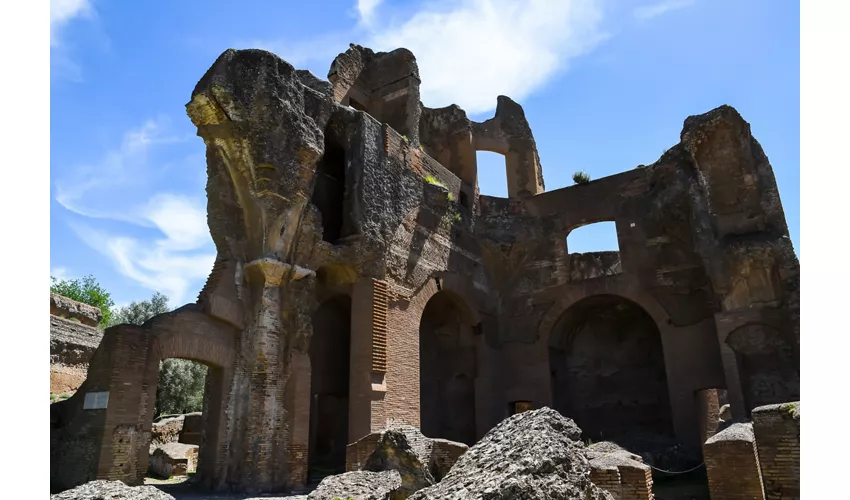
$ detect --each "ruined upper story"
[187,44,798,339]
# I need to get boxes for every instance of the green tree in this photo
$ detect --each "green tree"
[108,291,170,327]
[156,359,207,416]
[50,274,115,327]
[107,291,208,418]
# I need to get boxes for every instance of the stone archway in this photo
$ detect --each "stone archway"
[547,294,675,450]
[419,290,477,445]
[307,295,352,481]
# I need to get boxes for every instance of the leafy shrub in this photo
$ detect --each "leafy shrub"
[572,171,591,185]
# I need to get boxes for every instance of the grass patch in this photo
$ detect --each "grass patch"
[424,174,447,189]
[50,392,73,403]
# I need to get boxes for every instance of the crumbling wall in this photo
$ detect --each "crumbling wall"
[752,402,800,500]
[50,294,105,394]
[50,315,103,394]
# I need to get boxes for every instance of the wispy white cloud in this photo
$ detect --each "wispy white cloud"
[633,0,695,21]
[55,117,183,223]
[51,0,94,81]
[69,195,215,305]
[55,119,215,305]
[51,267,73,282]
[51,0,92,47]
[357,0,384,26]
[248,0,608,115]
[365,0,607,114]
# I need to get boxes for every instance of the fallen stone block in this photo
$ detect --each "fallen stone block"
[409,407,613,500]
[308,470,403,500]
[347,426,468,482]
[50,480,175,500]
[148,442,199,478]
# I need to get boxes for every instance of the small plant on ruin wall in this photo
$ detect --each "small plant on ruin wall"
[448,192,455,201]
[402,135,409,143]
[424,174,447,189]
[572,171,591,185]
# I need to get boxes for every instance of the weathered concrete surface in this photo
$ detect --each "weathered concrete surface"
[409,407,612,499]
[308,470,402,500]
[51,480,175,500]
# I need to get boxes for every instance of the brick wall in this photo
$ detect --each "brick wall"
[589,453,654,500]
[590,466,621,499]
[752,402,800,500]
[620,464,654,500]
[429,438,468,480]
[704,422,765,500]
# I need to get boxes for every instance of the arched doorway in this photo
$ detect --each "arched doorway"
[726,323,799,415]
[419,290,477,445]
[147,358,224,484]
[308,295,352,481]
[548,294,674,450]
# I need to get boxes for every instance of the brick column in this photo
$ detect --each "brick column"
[752,402,800,500]
[696,388,722,448]
[704,423,765,500]
[348,278,389,443]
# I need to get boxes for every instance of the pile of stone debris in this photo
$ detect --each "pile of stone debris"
[53,408,617,500]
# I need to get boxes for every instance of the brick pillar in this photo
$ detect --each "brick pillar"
[348,279,388,443]
[590,466,621,499]
[696,388,722,448]
[752,402,800,500]
[238,258,315,492]
[286,351,312,487]
[619,463,654,500]
[704,422,765,500]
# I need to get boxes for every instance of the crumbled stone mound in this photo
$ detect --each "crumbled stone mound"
[409,407,612,500]
[50,480,175,500]
[362,426,436,497]
[308,470,403,500]
[150,414,185,447]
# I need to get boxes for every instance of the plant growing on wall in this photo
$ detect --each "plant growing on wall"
[50,274,115,327]
[572,171,591,185]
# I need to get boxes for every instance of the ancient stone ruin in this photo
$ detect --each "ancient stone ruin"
[50,294,104,396]
[50,43,800,495]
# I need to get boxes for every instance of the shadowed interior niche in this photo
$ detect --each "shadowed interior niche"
[548,294,674,450]
[308,295,352,481]
[311,129,353,244]
[726,323,800,416]
[419,290,477,445]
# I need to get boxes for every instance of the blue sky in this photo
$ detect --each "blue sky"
[50,0,800,308]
